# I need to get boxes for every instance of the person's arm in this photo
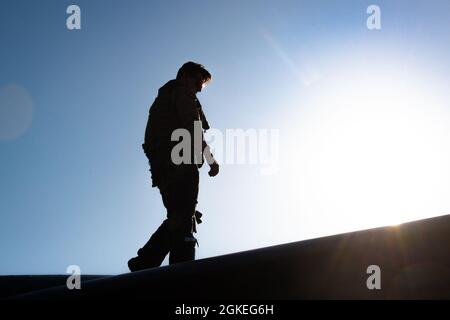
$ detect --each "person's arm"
[173,87,219,175]
[173,86,199,133]
[203,142,219,176]
[172,87,202,165]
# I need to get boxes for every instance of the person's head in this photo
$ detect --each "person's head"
[176,61,212,93]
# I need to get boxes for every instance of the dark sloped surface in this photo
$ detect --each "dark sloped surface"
[7,215,450,300]
[0,275,107,299]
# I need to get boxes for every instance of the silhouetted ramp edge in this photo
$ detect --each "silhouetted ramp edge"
[0,275,108,299]
[8,214,450,300]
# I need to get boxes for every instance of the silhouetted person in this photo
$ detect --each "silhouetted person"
[128,62,219,271]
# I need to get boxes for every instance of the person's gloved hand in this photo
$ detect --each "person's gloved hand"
[208,161,219,177]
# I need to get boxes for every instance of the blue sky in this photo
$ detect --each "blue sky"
[1,0,449,274]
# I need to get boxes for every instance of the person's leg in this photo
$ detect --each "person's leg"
[168,214,197,264]
[128,182,175,272]
[128,219,171,271]
[128,157,176,272]
[130,165,200,271]
[167,166,200,265]
[137,219,171,261]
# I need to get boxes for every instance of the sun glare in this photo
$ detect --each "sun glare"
[279,51,450,236]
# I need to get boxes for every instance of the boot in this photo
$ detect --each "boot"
[128,220,171,272]
[169,235,197,265]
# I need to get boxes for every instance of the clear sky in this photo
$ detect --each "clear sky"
[1,0,449,275]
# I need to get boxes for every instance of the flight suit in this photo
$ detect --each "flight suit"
[129,79,209,271]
